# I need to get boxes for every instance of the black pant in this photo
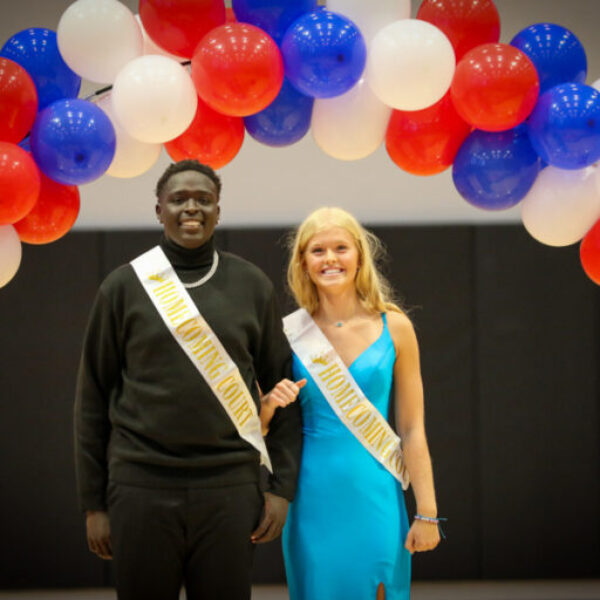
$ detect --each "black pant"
[107,481,264,600]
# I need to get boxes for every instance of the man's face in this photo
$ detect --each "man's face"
[156,170,220,249]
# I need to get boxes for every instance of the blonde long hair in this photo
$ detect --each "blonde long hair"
[287,207,403,315]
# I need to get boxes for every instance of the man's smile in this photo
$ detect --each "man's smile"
[180,219,203,232]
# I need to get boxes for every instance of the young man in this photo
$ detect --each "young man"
[75,160,302,600]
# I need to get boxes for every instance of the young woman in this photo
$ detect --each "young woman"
[260,207,441,600]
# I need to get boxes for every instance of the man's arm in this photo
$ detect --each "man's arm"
[74,286,122,557]
[252,289,303,542]
[253,289,303,500]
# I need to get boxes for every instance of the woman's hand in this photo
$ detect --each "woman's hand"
[262,378,306,410]
[259,378,306,434]
[404,518,441,554]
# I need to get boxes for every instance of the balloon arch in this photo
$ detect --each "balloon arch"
[1,0,600,287]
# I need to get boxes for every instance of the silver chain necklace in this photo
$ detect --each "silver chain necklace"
[181,251,219,289]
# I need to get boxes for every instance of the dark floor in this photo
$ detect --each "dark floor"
[2,580,600,600]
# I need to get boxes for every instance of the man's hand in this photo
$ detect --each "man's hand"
[86,510,112,559]
[251,492,289,544]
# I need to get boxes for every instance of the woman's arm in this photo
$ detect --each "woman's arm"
[387,311,441,553]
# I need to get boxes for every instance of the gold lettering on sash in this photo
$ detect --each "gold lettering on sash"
[165,297,187,321]
[345,402,366,419]
[216,375,254,427]
[195,344,226,380]
[318,362,340,382]
[154,281,177,299]
[380,440,394,458]
[176,318,204,342]
[307,344,406,482]
[338,392,360,412]
[152,279,172,293]
[361,417,382,441]
[134,248,271,473]
[149,279,230,383]
[351,409,371,428]
[371,428,389,453]
[332,381,354,402]
[232,400,253,425]
[189,335,212,356]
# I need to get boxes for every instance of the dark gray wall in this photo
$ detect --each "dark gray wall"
[0,225,598,588]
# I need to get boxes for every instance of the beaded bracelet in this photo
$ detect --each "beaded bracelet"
[414,514,448,539]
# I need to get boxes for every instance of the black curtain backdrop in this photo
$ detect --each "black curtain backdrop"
[0,224,598,588]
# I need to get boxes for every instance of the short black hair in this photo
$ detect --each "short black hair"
[155,160,222,198]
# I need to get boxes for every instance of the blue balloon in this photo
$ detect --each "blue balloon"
[18,137,31,154]
[452,126,541,210]
[510,23,587,93]
[280,9,366,99]
[0,28,81,110]
[527,83,600,170]
[232,0,317,46]
[244,78,313,146]
[31,99,115,185]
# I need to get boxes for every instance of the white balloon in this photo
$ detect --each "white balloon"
[0,225,22,288]
[521,166,600,247]
[591,78,600,93]
[134,14,181,61]
[366,19,455,111]
[111,55,198,144]
[327,0,410,45]
[57,0,143,83]
[312,78,391,161]
[94,94,162,179]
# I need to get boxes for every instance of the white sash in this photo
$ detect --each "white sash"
[283,308,409,489]
[131,246,272,472]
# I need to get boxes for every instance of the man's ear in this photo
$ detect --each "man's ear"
[155,202,162,223]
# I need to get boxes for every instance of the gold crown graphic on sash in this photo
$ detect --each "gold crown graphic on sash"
[311,348,334,366]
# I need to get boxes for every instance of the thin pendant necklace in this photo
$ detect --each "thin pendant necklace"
[182,251,219,289]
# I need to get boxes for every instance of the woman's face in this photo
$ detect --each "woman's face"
[303,226,360,293]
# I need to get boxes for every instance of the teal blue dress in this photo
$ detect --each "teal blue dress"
[282,314,411,600]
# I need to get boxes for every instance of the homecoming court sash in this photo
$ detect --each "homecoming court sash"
[131,246,272,472]
[283,308,409,489]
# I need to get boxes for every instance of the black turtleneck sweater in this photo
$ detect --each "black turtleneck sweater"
[74,236,301,512]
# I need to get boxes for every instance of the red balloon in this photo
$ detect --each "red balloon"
[386,92,471,176]
[225,6,237,23]
[191,23,284,117]
[139,0,226,58]
[417,0,500,62]
[451,43,540,132]
[165,97,245,169]
[580,219,600,285]
[0,142,40,225]
[14,173,79,244]
[0,58,38,144]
